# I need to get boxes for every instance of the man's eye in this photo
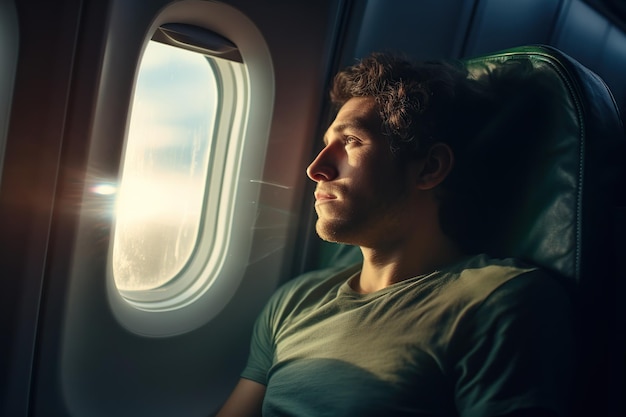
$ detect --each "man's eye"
[344,136,359,145]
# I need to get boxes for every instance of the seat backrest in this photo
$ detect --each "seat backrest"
[462,45,624,282]
[462,45,626,417]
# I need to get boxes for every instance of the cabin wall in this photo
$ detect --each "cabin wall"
[334,0,626,117]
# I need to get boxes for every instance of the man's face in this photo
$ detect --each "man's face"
[306,96,415,247]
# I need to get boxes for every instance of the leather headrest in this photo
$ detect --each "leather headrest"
[460,45,625,284]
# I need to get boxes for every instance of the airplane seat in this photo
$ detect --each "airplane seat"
[458,45,626,417]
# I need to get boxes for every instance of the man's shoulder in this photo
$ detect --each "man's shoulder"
[453,254,538,283]
[284,262,360,290]
[448,255,567,308]
[265,262,361,311]
[440,254,560,303]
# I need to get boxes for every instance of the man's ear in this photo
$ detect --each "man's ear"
[415,142,454,190]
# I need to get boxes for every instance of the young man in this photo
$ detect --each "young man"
[217,53,575,417]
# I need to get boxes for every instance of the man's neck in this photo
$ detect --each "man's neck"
[352,234,466,294]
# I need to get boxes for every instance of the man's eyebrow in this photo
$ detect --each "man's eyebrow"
[322,119,370,145]
[332,120,368,133]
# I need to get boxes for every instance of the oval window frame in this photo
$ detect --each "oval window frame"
[106,0,274,337]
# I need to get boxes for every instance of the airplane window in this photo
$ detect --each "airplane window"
[109,29,252,318]
[113,41,217,292]
[106,8,272,337]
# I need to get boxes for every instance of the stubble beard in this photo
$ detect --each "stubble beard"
[314,200,369,245]
[314,198,408,248]
[314,171,413,247]
[315,217,354,244]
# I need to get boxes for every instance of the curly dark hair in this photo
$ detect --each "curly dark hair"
[329,52,493,162]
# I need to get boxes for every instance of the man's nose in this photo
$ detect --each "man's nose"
[306,145,338,182]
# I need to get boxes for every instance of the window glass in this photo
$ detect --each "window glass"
[112,41,218,292]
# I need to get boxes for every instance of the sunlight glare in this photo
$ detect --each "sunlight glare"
[91,183,117,196]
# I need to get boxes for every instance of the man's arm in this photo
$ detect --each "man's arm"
[215,378,266,417]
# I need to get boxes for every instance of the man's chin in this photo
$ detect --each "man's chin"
[315,219,359,245]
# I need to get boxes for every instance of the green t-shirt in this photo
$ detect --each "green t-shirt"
[242,254,574,417]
